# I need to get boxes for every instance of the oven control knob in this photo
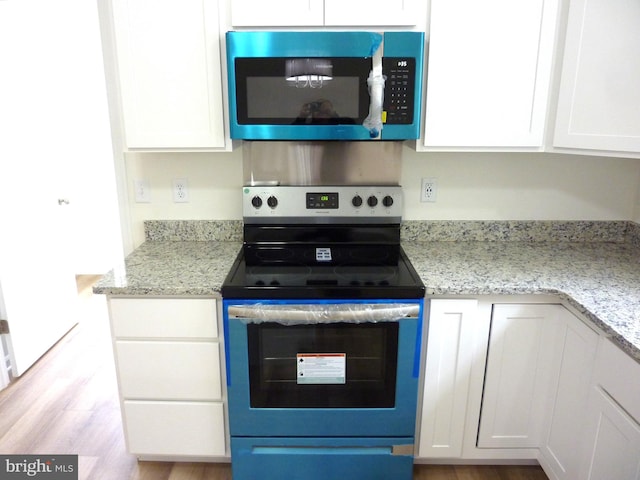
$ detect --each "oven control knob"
[367,195,378,207]
[251,196,263,209]
[267,195,278,209]
[352,195,363,207]
[382,195,394,207]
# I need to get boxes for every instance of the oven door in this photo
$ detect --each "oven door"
[223,299,423,438]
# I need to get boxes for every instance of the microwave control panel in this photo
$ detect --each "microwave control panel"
[382,58,416,125]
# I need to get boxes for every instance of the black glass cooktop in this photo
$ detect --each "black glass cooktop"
[221,246,425,300]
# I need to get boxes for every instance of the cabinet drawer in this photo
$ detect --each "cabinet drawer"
[124,400,225,457]
[110,298,218,338]
[116,341,221,400]
[594,339,640,423]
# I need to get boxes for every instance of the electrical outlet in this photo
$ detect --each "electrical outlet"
[134,179,151,203]
[421,177,437,202]
[172,178,189,203]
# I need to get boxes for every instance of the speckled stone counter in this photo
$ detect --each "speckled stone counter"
[94,220,640,361]
[93,241,242,296]
[402,240,640,362]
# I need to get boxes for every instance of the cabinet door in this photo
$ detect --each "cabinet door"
[554,0,640,154]
[112,0,225,148]
[124,400,226,456]
[540,308,599,480]
[324,0,418,26]
[423,0,558,149]
[418,299,482,458]
[594,339,640,424]
[579,388,640,480]
[231,0,324,26]
[478,304,560,448]
[115,341,222,400]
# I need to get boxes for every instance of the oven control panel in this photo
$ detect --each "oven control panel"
[243,186,403,224]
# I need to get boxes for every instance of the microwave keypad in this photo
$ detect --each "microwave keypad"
[382,58,415,124]
[384,59,414,123]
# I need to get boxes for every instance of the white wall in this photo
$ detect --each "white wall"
[125,146,640,247]
[126,150,244,245]
[401,150,640,221]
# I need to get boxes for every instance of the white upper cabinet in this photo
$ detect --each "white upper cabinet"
[553,0,640,156]
[231,0,419,27]
[111,0,226,149]
[423,0,559,150]
[231,0,324,26]
[324,0,418,26]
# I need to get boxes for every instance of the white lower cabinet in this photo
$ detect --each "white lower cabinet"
[418,299,485,457]
[107,297,226,459]
[115,341,221,400]
[577,339,640,480]
[418,297,640,475]
[478,304,562,448]
[539,309,599,480]
[578,390,640,480]
[124,401,225,457]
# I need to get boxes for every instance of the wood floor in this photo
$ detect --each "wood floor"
[0,276,548,480]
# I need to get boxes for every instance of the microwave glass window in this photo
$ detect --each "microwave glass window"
[235,58,370,125]
[246,77,360,122]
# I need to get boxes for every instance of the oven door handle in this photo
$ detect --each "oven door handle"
[226,303,420,323]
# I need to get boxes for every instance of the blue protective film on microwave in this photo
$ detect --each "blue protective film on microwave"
[368,32,383,56]
[227,31,384,58]
[225,31,424,140]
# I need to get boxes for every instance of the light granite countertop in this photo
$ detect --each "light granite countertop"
[401,240,640,362]
[93,220,640,362]
[94,241,243,297]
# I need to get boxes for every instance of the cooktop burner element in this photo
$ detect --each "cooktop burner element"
[221,185,425,300]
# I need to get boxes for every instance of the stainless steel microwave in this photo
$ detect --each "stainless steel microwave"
[226,31,425,141]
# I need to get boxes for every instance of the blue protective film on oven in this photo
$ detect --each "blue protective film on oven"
[223,297,424,384]
[413,300,425,378]
[222,302,231,387]
[232,436,414,480]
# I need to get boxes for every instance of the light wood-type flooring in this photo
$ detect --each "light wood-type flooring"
[0,276,548,480]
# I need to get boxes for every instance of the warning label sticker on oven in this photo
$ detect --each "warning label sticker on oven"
[297,353,346,384]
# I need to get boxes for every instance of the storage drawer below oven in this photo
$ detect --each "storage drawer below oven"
[231,436,414,480]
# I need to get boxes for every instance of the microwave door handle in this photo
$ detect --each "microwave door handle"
[227,304,419,323]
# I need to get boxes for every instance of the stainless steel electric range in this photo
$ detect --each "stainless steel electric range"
[221,185,425,480]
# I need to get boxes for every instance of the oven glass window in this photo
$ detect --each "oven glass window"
[235,58,370,125]
[247,322,398,408]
